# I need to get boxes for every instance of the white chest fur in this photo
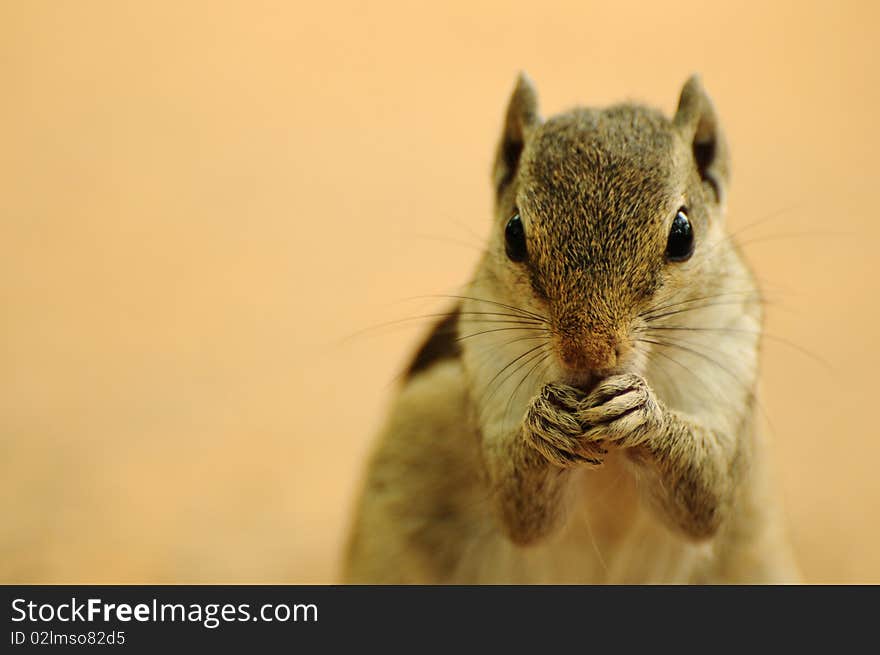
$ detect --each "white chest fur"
[451,453,715,584]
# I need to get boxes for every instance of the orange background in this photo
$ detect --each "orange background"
[1,2,878,583]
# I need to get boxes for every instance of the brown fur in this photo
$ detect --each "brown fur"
[343,74,799,583]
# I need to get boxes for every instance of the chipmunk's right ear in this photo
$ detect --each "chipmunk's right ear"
[493,72,540,199]
[674,75,730,206]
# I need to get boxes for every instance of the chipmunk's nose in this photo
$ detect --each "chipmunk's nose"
[558,331,622,379]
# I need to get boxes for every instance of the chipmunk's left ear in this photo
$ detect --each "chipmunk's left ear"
[493,72,541,201]
[674,75,730,205]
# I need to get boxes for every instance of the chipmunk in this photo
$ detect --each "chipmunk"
[343,74,800,583]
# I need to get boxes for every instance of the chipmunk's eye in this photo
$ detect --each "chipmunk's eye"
[505,212,527,262]
[665,207,694,262]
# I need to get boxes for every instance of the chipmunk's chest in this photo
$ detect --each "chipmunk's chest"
[453,453,715,584]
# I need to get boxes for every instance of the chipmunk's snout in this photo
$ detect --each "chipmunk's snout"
[557,329,628,382]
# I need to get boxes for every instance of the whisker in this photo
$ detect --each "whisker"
[641,335,744,403]
[403,232,485,252]
[479,342,550,411]
[494,333,556,349]
[449,217,489,248]
[698,204,802,262]
[456,326,550,342]
[640,342,714,399]
[635,343,683,401]
[342,310,546,343]
[640,290,764,321]
[478,346,551,426]
[734,230,853,250]
[728,205,803,238]
[641,297,767,323]
[636,336,751,393]
[503,350,553,431]
[637,325,832,371]
[417,294,549,324]
[639,336,777,433]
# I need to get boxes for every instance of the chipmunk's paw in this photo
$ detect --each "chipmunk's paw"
[524,383,607,468]
[577,374,663,449]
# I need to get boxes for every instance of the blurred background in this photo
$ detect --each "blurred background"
[1,1,878,583]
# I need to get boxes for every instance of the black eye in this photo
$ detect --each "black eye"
[665,207,694,262]
[505,212,527,262]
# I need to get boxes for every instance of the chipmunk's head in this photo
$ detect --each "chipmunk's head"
[480,73,732,388]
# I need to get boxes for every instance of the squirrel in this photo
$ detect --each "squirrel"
[343,74,800,583]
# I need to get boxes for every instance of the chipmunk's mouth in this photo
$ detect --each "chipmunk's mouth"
[560,369,601,395]
[555,328,626,390]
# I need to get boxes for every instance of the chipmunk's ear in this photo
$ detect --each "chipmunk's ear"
[493,72,540,200]
[674,75,729,205]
